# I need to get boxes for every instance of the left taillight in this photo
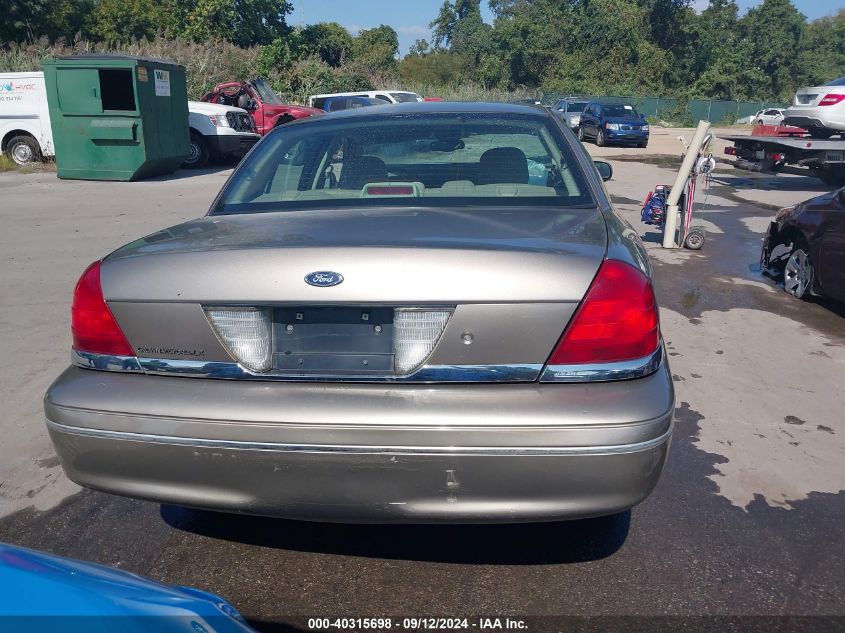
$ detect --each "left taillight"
[71,261,134,356]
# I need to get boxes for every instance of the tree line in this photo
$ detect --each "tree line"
[2,0,844,103]
[413,0,845,101]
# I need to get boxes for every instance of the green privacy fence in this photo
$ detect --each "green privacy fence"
[686,99,786,122]
[542,93,786,123]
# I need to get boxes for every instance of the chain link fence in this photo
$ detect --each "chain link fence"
[542,93,786,124]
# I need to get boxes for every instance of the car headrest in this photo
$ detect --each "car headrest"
[478,147,529,185]
[339,156,389,190]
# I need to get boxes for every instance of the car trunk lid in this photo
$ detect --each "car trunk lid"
[102,207,607,304]
[100,207,608,378]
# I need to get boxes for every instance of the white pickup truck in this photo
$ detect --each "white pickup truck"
[1,72,259,169]
[185,100,260,169]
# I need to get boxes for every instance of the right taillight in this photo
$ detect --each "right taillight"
[819,93,845,107]
[71,261,134,357]
[547,259,659,366]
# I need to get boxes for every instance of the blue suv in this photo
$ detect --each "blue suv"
[578,102,650,148]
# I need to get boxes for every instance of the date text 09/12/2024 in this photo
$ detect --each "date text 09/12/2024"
[307,618,528,630]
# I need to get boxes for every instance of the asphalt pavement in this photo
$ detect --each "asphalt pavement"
[0,139,843,631]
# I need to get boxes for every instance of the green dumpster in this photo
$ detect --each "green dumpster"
[43,55,190,181]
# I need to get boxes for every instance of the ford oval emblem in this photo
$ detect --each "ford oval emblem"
[305,271,344,287]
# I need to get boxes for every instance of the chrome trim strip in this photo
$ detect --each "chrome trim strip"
[72,350,143,373]
[71,351,541,382]
[137,359,543,383]
[70,348,665,384]
[46,419,673,456]
[540,347,664,383]
[407,364,540,382]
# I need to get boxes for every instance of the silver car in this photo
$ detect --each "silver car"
[552,98,589,130]
[784,76,845,138]
[45,102,674,523]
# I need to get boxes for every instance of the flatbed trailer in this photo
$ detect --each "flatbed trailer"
[721,134,845,187]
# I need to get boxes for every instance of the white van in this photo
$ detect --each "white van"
[0,72,55,165]
[308,90,423,110]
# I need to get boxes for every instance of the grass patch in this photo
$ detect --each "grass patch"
[0,154,56,174]
[0,154,16,172]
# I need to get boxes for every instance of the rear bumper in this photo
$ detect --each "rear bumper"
[45,362,674,523]
[784,108,845,131]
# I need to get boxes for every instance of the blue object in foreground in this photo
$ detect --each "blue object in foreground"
[0,542,256,633]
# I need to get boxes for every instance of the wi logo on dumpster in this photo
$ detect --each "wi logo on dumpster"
[154,69,171,97]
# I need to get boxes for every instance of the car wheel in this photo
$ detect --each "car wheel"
[577,126,585,142]
[683,228,705,250]
[182,133,210,169]
[783,242,813,299]
[6,135,41,166]
[809,128,835,139]
[596,128,606,147]
[755,119,764,126]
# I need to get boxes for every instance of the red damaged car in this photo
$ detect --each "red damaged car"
[202,78,323,135]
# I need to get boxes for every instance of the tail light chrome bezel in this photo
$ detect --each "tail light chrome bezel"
[540,346,664,383]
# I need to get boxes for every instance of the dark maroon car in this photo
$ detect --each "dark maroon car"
[761,185,845,302]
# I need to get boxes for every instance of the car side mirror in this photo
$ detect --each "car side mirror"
[594,161,613,181]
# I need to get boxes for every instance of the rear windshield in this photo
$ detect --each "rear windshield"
[566,102,587,112]
[390,92,422,103]
[327,97,382,111]
[604,105,641,119]
[825,76,845,86]
[213,112,595,215]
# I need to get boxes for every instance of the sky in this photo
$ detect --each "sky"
[289,0,845,55]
